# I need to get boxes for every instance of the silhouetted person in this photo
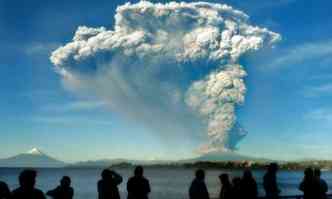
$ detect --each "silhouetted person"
[189,169,209,199]
[98,169,123,199]
[263,163,280,199]
[299,168,318,199]
[240,169,257,199]
[314,168,328,199]
[0,181,11,199]
[231,177,241,199]
[12,169,46,199]
[127,166,150,199]
[47,176,74,199]
[219,173,232,199]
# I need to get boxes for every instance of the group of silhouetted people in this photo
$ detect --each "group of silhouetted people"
[0,166,151,199]
[216,163,277,199]
[97,166,151,199]
[299,167,328,199]
[0,164,329,199]
[0,169,73,199]
[188,163,329,199]
[189,168,258,199]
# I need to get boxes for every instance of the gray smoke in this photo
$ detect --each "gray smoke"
[50,1,280,154]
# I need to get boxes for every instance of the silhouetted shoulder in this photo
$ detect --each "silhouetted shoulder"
[35,188,46,199]
[0,181,11,199]
[12,188,46,199]
[189,179,209,199]
[98,169,122,199]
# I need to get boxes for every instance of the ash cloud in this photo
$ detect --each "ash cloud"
[50,1,280,154]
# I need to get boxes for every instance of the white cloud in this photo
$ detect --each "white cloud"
[50,1,279,153]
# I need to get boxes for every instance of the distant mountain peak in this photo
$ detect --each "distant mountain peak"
[26,148,44,155]
[0,148,66,168]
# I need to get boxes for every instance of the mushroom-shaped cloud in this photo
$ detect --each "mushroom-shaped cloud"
[50,1,280,154]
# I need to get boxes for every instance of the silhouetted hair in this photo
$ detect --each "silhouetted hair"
[268,163,279,173]
[61,176,71,187]
[19,169,37,188]
[101,169,112,180]
[219,173,230,185]
[195,169,205,180]
[304,168,314,178]
[243,169,253,179]
[134,166,144,177]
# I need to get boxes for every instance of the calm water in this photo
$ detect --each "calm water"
[1,168,332,199]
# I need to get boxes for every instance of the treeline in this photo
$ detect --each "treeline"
[108,160,332,170]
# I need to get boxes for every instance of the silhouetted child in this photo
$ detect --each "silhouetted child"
[263,163,280,199]
[240,169,257,199]
[299,167,318,199]
[127,166,150,199]
[98,169,123,199]
[12,169,46,199]
[314,168,328,199]
[219,173,232,199]
[231,177,241,199]
[0,181,11,199]
[47,176,74,199]
[189,169,209,199]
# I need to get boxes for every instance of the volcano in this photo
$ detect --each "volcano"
[0,148,66,168]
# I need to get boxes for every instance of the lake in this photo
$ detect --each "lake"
[1,168,331,199]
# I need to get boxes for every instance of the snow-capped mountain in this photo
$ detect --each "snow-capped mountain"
[26,148,44,155]
[0,148,66,168]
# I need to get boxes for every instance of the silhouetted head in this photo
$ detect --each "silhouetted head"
[60,176,71,188]
[267,163,279,173]
[134,166,144,177]
[219,173,230,185]
[314,168,321,177]
[19,169,37,189]
[243,169,253,180]
[101,169,112,180]
[0,181,10,197]
[195,169,205,181]
[304,168,314,179]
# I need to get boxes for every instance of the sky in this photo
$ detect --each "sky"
[0,0,332,162]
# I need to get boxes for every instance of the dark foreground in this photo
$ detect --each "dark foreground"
[1,167,332,199]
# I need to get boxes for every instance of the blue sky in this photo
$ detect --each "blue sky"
[0,0,332,162]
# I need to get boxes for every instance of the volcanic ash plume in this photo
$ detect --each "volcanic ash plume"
[50,1,280,153]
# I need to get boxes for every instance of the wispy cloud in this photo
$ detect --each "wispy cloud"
[303,83,332,98]
[250,39,332,70]
[32,116,112,126]
[310,74,332,81]
[304,108,332,122]
[24,42,61,56]
[42,100,108,112]
[240,0,297,11]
